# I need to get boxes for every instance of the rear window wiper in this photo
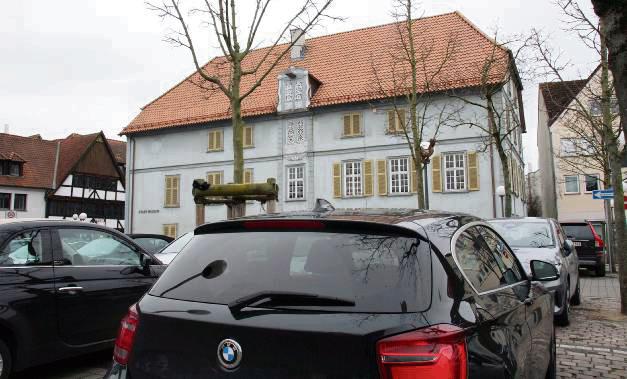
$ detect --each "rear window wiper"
[228,291,355,314]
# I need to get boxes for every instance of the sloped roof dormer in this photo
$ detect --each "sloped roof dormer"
[277,67,319,113]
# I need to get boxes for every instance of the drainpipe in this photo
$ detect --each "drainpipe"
[548,128,559,220]
[128,137,136,233]
[489,142,497,218]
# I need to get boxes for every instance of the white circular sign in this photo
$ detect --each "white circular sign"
[6,211,16,219]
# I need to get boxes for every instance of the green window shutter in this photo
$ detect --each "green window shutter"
[364,160,374,196]
[333,162,342,198]
[431,155,442,192]
[352,114,361,135]
[376,160,387,196]
[387,110,395,132]
[468,151,479,191]
[343,115,351,136]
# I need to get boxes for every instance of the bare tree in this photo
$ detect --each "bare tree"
[447,33,529,217]
[148,0,335,217]
[370,0,459,208]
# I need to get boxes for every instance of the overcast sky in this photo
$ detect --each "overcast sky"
[1,0,599,170]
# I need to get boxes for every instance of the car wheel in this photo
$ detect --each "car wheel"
[556,285,570,326]
[571,279,581,306]
[595,264,606,277]
[0,339,12,379]
[545,328,557,379]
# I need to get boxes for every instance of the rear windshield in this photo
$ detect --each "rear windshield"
[150,230,431,313]
[561,224,593,240]
[489,221,554,248]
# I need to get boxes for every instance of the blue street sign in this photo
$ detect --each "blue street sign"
[592,189,614,200]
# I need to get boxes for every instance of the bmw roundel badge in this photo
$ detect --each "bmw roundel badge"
[217,339,242,370]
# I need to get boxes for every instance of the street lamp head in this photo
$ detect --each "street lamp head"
[496,185,506,197]
[72,214,78,221]
[79,212,87,221]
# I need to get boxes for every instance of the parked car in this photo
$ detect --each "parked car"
[106,210,556,379]
[0,220,166,378]
[489,217,580,325]
[560,221,605,276]
[127,234,174,253]
[152,231,193,264]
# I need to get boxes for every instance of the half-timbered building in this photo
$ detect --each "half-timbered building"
[0,131,126,230]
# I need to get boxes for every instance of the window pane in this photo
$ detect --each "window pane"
[478,227,524,284]
[58,229,140,266]
[584,175,599,192]
[454,230,503,293]
[0,193,9,209]
[0,229,43,266]
[150,231,431,313]
[13,194,26,211]
[564,175,579,193]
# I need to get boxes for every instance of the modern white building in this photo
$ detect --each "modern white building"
[123,12,527,237]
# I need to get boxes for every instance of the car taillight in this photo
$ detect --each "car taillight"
[113,303,139,365]
[376,324,467,379]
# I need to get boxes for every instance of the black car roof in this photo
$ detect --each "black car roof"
[0,220,123,235]
[196,208,481,245]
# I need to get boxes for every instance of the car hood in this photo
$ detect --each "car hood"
[511,247,561,275]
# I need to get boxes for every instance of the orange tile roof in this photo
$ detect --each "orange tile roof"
[0,132,126,190]
[122,11,510,135]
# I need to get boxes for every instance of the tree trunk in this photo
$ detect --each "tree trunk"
[230,59,246,219]
[608,138,627,313]
[412,145,425,208]
[487,98,512,217]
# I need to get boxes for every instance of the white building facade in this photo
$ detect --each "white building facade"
[123,13,527,237]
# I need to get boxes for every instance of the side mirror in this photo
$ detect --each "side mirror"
[140,253,152,268]
[563,239,574,255]
[530,260,560,282]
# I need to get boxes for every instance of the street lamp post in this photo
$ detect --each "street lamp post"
[496,185,506,218]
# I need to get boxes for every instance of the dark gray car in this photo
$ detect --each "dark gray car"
[489,217,580,325]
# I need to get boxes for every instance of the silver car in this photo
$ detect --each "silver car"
[489,217,580,325]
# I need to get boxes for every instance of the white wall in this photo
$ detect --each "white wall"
[126,92,527,235]
[0,186,47,219]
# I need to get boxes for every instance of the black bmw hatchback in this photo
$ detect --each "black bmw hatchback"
[0,220,165,378]
[105,209,556,379]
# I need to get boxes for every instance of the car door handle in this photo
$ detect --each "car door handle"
[58,286,84,293]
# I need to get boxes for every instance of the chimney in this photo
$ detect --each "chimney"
[290,28,306,61]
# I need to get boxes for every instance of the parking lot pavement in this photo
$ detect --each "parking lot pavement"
[13,351,110,379]
[557,271,627,378]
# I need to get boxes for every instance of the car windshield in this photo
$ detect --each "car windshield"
[489,221,555,248]
[150,230,431,313]
[133,237,170,253]
[561,224,594,240]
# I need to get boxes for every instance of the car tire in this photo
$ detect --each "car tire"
[0,338,12,379]
[595,264,606,277]
[556,285,570,326]
[545,328,557,379]
[571,279,581,306]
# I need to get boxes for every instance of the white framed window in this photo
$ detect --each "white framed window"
[389,157,410,194]
[444,153,466,192]
[564,175,580,194]
[584,174,600,193]
[343,161,363,197]
[287,165,305,200]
